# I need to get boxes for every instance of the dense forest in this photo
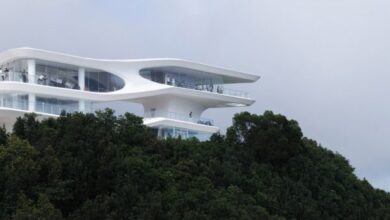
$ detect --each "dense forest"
[0,110,389,219]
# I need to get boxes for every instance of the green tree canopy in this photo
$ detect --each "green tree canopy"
[0,109,388,219]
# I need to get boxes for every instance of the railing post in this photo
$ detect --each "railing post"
[78,67,85,90]
[27,59,36,112]
[78,68,86,112]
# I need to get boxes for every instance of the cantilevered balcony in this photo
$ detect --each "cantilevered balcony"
[0,70,124,92]
[0,95,92,115]
[144,110,214,126]
[140,70,249,98]
[0,58,125,92]
[1,71,80,89]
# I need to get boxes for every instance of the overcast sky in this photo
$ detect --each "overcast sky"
[1,0,390,191]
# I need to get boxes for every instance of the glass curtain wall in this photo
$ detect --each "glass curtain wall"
[0,59,28,82]
[140,70,225,94]
[36,63,79,89]
[0,59,125,92]
[140,69,249,98]
[0,94,28,110]
[36,97,79,115]
[158,126,211,141]
[0,93,92,115]
[85,71,124,92]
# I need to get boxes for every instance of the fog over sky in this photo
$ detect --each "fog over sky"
[1,0,390,190]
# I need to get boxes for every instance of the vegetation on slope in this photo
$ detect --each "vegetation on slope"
[0,110,389,219]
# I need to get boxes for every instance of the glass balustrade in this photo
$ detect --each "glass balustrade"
[144,110,214,126]
[35,102,81,115]
[0,70,124,92]
[0,71,80,89]
[1,97,29,111]
[0,95,92,115]
[173,81,249,98]
[140,70,249,98]
[0,59,125,92]
[157,126,211,140]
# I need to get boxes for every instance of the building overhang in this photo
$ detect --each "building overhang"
[143,117,220,134]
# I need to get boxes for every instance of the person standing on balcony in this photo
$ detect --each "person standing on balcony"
[189,111,193,118]
[4,68,9,80]
[21,70,27,82]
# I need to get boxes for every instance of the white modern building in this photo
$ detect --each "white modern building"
[0,48,259,139]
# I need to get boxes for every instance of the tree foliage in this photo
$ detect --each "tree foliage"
[0,109,388,219]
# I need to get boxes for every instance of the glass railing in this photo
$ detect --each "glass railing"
[219,88,249,98]
[0,71,80,90]
[0,71,27,82]
[0,99,92,115]
[1,70,125,92]
[158,126,212,140]
[141,70,249,98]
[156,80,249,98]
[1,99,29,111]
[35,102,81,115]
[144,110,214,126]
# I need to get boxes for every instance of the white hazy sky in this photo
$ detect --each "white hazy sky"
[1,0,390,191]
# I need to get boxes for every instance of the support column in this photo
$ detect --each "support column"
[78,67,85,112]
[27,59,36,112]
[27,59,35,83]
[78,67,85,90]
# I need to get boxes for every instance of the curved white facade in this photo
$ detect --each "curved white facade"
[0,48,260,139]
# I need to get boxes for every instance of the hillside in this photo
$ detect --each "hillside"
[0,110,389,219]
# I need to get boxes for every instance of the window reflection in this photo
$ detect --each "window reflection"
[85,71,124,92]
[140,67,249,98]
[158,126,211,140]
[36,97,80,115]
[0,94,28,110]
[141,69,224,93]
[0,93,93,115]
[36,64,79,89]
[0,59,125,92]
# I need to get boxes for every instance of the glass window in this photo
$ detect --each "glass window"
[140,68,224,93]
[158,126,212,141]
[36,97,79,115]
[36,63,79,89]
[1,59,125,92]
[0,94,28,110]
[85,71,124,92]
[0,59,28,82]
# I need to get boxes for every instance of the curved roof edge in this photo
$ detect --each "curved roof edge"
[0,47,260,83]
